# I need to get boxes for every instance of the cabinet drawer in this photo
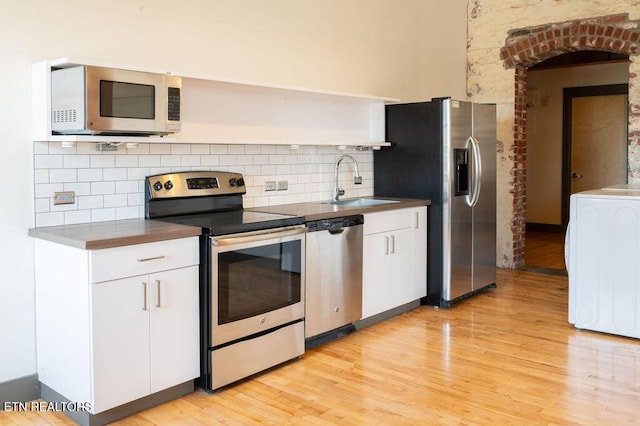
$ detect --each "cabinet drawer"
[90,237,199,283]
[364,208,415,235]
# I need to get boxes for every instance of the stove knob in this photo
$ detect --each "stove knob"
[153,181,163,191]
[164,180,173,190]
[229,178,237,187]
[237,178,245,187]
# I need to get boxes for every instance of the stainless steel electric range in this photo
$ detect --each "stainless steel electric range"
[145,171,306,391]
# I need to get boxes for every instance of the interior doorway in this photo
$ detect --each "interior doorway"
[498,14,640,269]
[524,56,629,273]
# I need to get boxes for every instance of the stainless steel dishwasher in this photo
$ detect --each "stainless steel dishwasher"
[305,215,364,344]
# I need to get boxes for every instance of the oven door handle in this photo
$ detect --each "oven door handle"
[212,226,306,246]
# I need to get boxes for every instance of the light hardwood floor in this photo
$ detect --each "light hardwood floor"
[524,230,567,271]
[3,269,640,425]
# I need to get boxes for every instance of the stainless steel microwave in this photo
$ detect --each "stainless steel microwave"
[51,65,181,136]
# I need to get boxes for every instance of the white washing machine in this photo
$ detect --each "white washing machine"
[567,186,640,338]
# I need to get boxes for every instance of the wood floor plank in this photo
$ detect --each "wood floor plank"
[3,268,640,424]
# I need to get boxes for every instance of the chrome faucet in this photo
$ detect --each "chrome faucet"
[333,155,362,202]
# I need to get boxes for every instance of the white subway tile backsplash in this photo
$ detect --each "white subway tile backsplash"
[219,155,237,166]
[252,155,269,164]
[90,155,115,168]
[190,144,210,155]
[126,143,150,155]
[91,181,116,195]
[33,142,374,226]
[34,142,49,154]
[104,194,128,208]
[64,210,92,225]
[139,155,162,167]
[49,169,77,183]
[149,144,172,154]
[260,165,277,175]
[34,198,50,213]
[115,181,139,194]
[63,155,90,168]
[115,155,140,168]
[35,212,64,227]
[34,155,63,169]
[210,145,228,155]
[260,145,277,154]
[103,168,128,181]
[228,145,245,154]
[64,182,91,196]
[201,155,220,166]
[160,155,182,167]
[181,155,201,167]
[91,208,116,222]
[128,193,143,206]
[245,145,262,154]
[78,168,103,182]
[79,195,104,210]
[269,155,284,164]
[171,144,191,155]
[34,183,64,198]
[116,206,141,220]
[34,169,49,184]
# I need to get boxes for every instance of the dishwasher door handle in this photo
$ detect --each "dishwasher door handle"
[329,228,345,235]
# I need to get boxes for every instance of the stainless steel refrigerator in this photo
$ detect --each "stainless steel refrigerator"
[374,98,496,307]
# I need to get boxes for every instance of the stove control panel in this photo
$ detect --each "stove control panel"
[187,177,219,190]
[146,171,246,199]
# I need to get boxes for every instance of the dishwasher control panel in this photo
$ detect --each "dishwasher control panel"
[306,215,364,233]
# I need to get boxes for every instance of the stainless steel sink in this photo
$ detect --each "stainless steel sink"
[319,198,399,207]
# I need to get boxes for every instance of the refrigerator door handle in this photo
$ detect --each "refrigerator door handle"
[466,136,482,207]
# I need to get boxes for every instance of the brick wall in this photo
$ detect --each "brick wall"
[468,2,640,268]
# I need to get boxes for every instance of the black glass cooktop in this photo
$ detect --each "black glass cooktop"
[153,209,304,236]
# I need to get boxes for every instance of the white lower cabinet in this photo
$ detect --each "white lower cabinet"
[35,237,199,415]
[362,207,427,319]
[91,267,199,413]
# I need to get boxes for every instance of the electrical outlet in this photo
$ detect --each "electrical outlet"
[53,191,75,205]
[265,181,277,191]
[277,180,288,191]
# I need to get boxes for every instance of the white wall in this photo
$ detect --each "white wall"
[526,62,629,225]
[0,1,466,384]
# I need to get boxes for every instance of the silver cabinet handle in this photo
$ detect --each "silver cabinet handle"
[155,280,161,308]
[572,172,584,179]
[142,282,148,311]
[390,235,395,254]
[137,255,165,263]
[384,236,389,255]
[414,211,419,229]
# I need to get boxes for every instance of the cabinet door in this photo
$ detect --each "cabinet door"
[149,266,200,393]
[91,276,151,413]
[362,232,390,318]
[387,227,413,307]
[412,207,428,300]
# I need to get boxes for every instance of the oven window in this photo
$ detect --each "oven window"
[217,239,302,324]
[100,80,155,119]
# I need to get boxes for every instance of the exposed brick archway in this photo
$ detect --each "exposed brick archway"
[499,14,640,268]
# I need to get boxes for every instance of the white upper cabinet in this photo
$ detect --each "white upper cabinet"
[33,58,396,147]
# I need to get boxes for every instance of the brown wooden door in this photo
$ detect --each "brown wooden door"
[562,84,628,225]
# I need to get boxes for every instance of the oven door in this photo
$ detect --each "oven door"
[211,226,306,346]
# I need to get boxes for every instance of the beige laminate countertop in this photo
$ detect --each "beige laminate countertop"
[28,197,429,250]
[28,218,202,250]
[247,196,430,221]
